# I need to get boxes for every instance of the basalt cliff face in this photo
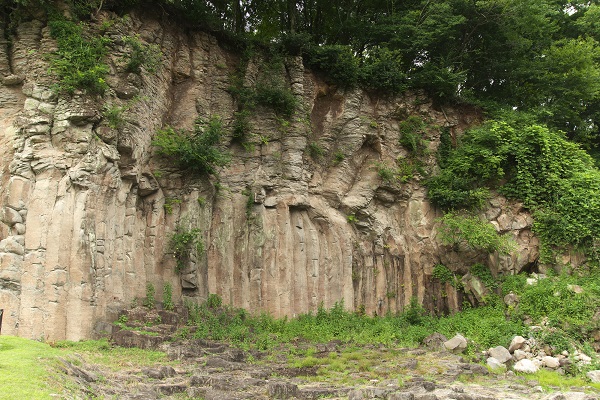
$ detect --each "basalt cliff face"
[0,10,542,341]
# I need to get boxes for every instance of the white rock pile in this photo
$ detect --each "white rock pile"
[483,335,598,375]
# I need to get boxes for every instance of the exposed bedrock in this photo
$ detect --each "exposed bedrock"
[0,10,546,340]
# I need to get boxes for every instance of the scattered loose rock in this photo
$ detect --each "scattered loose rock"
[489,346,512,364]
[509,336,527,353]
[514,359,539,374]
[444,334,468,353]
[587,370,600,383]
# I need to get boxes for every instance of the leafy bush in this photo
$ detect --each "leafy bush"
[122,34,162,73]
[102,97,139,129]
[517,274,600,333]
[232,110,252,140]
[163,283,174,311]
[153,116,230,175]
[432,264,460,288]
[254,84,296,118]
[48,19,110,94]
[470,263,498,289]
[144,283,155,308]
[428,117,600,261]
[304,44,359,88]
[308,142,325,159]
[206,293,223,309]
[401,297,427,326]
[398,116,427,154]
[278,31,313,55]
[409,61,466,101]
[167,225,204,272]
[375,162,396,183]
[436,212,515,254]
[358,48,407,94]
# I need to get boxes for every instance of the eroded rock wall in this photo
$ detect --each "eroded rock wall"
[0,10,539,340]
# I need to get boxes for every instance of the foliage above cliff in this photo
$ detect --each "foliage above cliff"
[140,0,600,147]
[3,0,599,145]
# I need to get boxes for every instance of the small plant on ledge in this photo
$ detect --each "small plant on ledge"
[167,224,204,272]
[153,116,230,176]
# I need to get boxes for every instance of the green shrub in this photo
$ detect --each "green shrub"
[305,45,359,88]
[102,97,138,129]
[153,116,230,175]
[518,274,599,331]
[206,293,223,309]
[375,162,396,183]
[437,212,515,254]
[144,283,155,308]
[358,49,407,94]
[426,173,490,210]
[122,34,162,73]
[232,110,252,140]
[254,84,296,118]
[103,103,126,129]
[398,116,427,154]
[163,283,174,311]
[428,117,600,262]
[308,142,325,159]
[279,31,313,55]
[167,225,204,272]
[409,61,465,100]
[470,263,498,289]
[432,264,459,288]
[402,297,427,326]
[48,18,110,94]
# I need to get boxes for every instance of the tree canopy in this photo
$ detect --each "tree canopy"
[3,0,600,145]
[147,0,600,145]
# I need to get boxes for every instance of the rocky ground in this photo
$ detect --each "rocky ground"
[54,307,600,400]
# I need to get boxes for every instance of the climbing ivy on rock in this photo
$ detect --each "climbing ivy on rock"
[428,116,600,262]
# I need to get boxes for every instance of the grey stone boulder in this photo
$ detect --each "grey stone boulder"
[488,346,512,363]
[508,336,526,353]
[513,359,539,373]
[267,381,299,399]
[587,370,600,383]
[444,334,468,353]
[504,292,520,307]
[423,332,448,349]
[486,357,506,370]
[513,349,527,361]
[2,75,24,86]
[542,356,560,369]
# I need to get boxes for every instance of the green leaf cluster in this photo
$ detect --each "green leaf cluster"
[398,116,428,155]
[48,18,110,95]
[502,272,600,350]
[436,212,515,254]
[163,283,174,311]
[122,34,162,73]
[228,56,296,142]
[167,225,204,272]
[429,116,600,261]
[304,45,359,88]
[432,264,461,288]
[153,116,230,175]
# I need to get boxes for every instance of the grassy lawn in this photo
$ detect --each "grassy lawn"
[0,336,170,400]
[0,336,64,400]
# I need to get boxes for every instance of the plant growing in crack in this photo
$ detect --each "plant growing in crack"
[167,224,204,273]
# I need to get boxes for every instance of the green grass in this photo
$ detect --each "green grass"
[0,336,171,400]
[518,369,600,392]
[52,338,168,370]
[0,336,64,399]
